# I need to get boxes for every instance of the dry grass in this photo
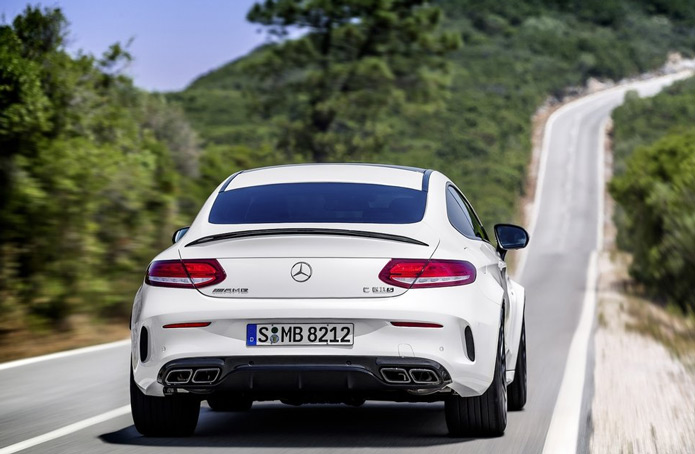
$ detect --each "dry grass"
[601,250,695,368]
[624,294,695,370]
[591,250,695,453]
[591,115,695,452]
[0,315,129,363]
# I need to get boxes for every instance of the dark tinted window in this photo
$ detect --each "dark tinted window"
[446,187,477,238]
[209,183,427,224]
[459,194,490,241]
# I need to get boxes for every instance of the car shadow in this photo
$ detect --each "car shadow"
[100,402,476,448]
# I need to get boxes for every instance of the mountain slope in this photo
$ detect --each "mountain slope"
[170,0,694,226]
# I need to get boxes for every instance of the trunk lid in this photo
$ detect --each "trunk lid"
[179,228,438,299]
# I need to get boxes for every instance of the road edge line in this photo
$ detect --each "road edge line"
[541,250,599,454]
[540,73,695,453]
[515,69,693,280]
[596,117,608,251]
[517,84,605,278]
[541,112,610,454]
[0,339,129,372]
[0,405,131,454]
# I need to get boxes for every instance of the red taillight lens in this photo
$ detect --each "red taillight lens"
[391,322,443,328]
[163,322,211,329]
[379,259,476,289]
[146,259,226,288]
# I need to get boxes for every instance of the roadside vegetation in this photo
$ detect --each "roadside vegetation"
[0,7,200,336]
[610,77,695,313]
[173,0,695,225]
[1,1,694,354]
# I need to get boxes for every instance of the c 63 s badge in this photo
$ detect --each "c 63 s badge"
[363,286,395,294]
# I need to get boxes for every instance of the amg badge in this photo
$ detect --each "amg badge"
[212,288,248,294]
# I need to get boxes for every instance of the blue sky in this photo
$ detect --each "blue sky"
[1,0,267,91]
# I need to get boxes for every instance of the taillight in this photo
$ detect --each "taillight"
[391,322,443,328]
[163,322,211,329]
[146,259,226,288]
[379,259,476,289]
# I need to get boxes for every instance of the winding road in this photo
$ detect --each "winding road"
[0,72,691,454]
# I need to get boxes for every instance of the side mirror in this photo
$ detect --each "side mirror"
[172,226,190,244]
[494,224,529,259]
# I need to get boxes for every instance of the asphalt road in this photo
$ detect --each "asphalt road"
[0,73,689,454]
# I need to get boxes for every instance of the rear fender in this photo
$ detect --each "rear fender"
[505,279,526,383]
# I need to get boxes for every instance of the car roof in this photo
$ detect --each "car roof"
[221,163,432,192]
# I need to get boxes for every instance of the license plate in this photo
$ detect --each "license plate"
[246,323,354,346]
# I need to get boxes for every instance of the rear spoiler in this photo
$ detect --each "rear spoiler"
[186,228,429,247]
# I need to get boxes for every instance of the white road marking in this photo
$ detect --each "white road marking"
[0,339,129,372]
[559,117,579,249]
[596,117,608,251]
[517,87,592,278]
[541,250,599,454]
[0,405,131,454]
[541,116,607,454]
[515,70,693,280]
[541,73,693,453]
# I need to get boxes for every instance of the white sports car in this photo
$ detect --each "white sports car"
[130,164,529,437]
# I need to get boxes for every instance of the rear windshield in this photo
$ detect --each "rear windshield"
[209,183,426,224]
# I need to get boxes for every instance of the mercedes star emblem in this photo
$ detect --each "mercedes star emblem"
[291,262,312,283]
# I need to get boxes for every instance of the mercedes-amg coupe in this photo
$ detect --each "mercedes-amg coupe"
[130,164,529,437]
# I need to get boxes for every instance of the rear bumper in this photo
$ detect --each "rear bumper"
[131,283,503,398]
[157,355,451,402]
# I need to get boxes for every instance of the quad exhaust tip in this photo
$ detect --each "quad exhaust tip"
[164,367,221,385]
[192,368,220,384]
[381,368,411,383]
[380,367,440,385]
[409,368,440,384]
[165,369,193,384]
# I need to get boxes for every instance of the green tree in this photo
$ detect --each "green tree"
[0,23,51,215]
[245,0,461,162]
[0,6,200,330]
[177,0,695,227]
[610,130,695,311]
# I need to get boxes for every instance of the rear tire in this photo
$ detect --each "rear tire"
[445,319,507,437]
[130,370,200,437]
[207,394,253,412]
[508,317,527,411]
[343,397,366,407]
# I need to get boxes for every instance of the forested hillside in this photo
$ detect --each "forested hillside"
[610,77,695,312]
[1,1,694,338]
[171,0,695,225]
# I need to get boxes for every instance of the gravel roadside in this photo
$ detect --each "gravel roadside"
[589,121,695,454]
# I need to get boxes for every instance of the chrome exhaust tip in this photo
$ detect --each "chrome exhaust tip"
[409,368,440,384]
[191,368,220,384]
[165,369,193,385]
[381,367,411,383]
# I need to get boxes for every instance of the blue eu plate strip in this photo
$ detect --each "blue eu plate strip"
[246,324,257,346]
